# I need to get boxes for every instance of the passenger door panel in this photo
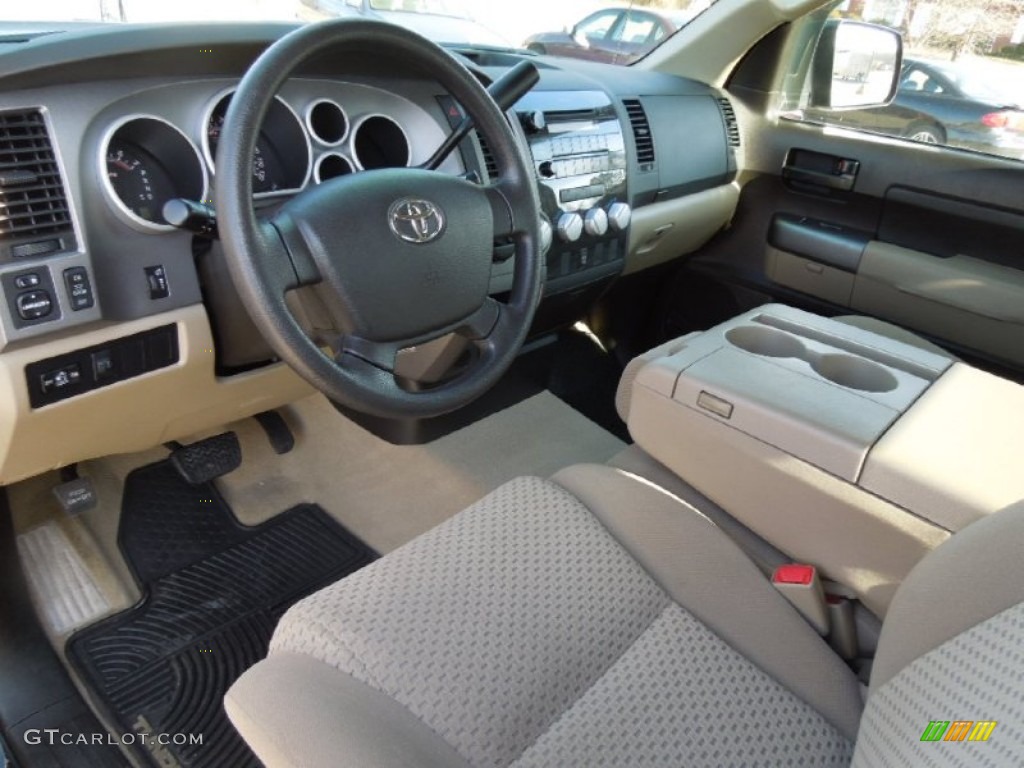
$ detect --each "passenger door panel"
[688,114,1024,372]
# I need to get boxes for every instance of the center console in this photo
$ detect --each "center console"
[622,305,1024,616]
[516,90,630,292]
[475,89,632,300]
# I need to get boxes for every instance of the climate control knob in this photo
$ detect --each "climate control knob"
[607,202,632,232]
[583,207,609,237]
[539,218,553,253]
[556,212,584,243]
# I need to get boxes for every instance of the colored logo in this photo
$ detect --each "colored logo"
[921,721,997,742]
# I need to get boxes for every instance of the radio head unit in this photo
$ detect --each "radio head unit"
[515,90,631,288]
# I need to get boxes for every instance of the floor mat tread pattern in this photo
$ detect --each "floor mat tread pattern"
[67,460,376,767]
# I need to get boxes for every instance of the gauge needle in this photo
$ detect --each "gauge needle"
[109,159,133,171]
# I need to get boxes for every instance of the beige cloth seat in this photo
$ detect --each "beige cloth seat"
[226,466,1023,767]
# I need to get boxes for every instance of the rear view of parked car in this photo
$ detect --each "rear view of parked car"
[819,57,1024,160]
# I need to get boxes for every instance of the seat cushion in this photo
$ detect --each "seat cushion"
[231,471,861,767]
[851,504,1024,766]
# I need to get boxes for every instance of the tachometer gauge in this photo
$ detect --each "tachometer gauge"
[105,141,176,225]
[100,116,207,233]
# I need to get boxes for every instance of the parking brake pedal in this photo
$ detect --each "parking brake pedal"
[52,464,98,517]
[169,432,241,485]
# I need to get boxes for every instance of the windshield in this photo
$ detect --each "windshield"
[4,0,718,65]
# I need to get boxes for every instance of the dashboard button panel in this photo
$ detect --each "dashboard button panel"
[2,267,61,329]
[63,266,94,311]
[25,324,179,408]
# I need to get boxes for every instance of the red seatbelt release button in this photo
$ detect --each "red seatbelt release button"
[772,563,829,635]
[773,564,816,586]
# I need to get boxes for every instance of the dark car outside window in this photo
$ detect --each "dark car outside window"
[784,3,1024,163]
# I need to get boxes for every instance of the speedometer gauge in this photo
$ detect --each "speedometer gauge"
[202,90,311,195]
[100,116,207,233]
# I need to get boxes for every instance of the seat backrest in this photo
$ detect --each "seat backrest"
[852,502,1024,765]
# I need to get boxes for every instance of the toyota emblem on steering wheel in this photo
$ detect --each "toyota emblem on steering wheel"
[388,198,446,244]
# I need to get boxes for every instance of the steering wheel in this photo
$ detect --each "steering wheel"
[216,19,542,419]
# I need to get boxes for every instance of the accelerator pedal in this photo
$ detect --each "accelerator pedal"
[253,410,295,455]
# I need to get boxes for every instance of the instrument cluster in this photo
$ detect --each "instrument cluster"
[100,86,412,234]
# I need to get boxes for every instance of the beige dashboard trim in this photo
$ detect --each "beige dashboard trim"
[0,305,313,486]
[625,183,739,275]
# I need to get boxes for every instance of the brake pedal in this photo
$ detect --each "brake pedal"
[169,432,241,485]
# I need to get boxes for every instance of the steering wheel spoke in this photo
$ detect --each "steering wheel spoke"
[485,182,515,240]
[333,334,400,373]
[265,214,322,288]
[458,297,502,341]
[485,178,536,240]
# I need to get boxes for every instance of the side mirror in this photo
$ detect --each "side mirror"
[810,20,902,109]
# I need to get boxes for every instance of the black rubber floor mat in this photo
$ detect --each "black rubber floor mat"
[66,460,377,767]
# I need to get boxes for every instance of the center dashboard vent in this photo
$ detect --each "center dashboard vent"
[475,131,500,182]
[717,97,741,147]
[0,109,75,257]
[622,98,655,171]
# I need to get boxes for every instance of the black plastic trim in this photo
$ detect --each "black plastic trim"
[879,186,1024,268]
[769,213,871,272]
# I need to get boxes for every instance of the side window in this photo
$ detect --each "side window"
[575,11,620,42]
[612,12,660,45]
[900,66,945,94]
[782,6,1024,164]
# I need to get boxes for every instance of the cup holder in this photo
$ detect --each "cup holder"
[725,326,806,358]
[810,354,899,393]
[726,324,900,393]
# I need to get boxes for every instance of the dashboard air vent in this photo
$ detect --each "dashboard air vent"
[717,97,741,147]
[475,131,499,182]
[622,99,655,171]
[0,109,73,247]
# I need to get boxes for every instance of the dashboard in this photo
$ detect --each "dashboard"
[0,20,741,483]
